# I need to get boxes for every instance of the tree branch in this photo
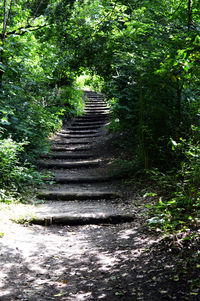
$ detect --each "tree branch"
[1,0,14,42]
[2,0,7,40]
[0,24,48,38]
[169,0,185,19]
[188,0,193,32]
[17,24,49,35]
[28,0,45,25]
[6,0,14,29]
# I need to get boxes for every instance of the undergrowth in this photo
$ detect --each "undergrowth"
[110,128,200,237]
[0,84,85,206]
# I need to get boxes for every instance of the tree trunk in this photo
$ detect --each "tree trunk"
[177,84,182,128]
[139,75,149,169]
[0,0,7,87]
[0,48,4,88]
[188,0,193,31]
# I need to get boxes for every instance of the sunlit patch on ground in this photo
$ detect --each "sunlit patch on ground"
[0,219,158,299]
[0,216,198,300]
[0,203,36,235]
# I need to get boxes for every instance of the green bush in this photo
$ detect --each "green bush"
[53,86,84,118]
[148,127,200,231]
[76,72,104,92]
[0,138,42,195]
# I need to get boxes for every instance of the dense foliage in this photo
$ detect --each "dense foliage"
[0,0,199,231]
[0,0,83,200]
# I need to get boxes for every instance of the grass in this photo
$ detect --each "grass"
[0,202,37,237]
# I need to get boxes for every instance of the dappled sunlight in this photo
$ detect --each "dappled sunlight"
[0,221,166,300]
[31,200,136,220]
[96,252,120,271]
[69,292,92,300]
[118,228,137,240]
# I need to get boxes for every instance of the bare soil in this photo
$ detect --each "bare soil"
[0,217,199,301]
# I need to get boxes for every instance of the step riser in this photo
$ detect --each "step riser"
[86,95,104,97]
[84,109,108,111]
[39,162,100,168]
[60,130,99,134]
[86,97,104,99]
[55,134,101,139]
[86,104,108,106]
[85,106,108,108]
[67,126,103,130]
[37,192,119,201]
[83,114,109,117]
[77,115,108,118]
[83,111,109,113]
[30,215,135,226]
[84,106,110,111]
[51,148,91,152]
[84,109,108,112]
[76,114,108,117]
[48,177,112,184]
[85,99,105,101]
[75,118,108,122]
[71,123,105,127]
[85,97,104,99]
[53,141,91,145]
[86,98,104,100]
[41,154,93,160]
[85,103,106,105]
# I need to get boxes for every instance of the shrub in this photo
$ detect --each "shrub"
[148,127,200,232]
[0,138,42,195]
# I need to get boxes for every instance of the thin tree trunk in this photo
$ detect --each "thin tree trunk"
[0,0,13,87]
[188,0,193,31]
[139,75,149,169]
[177,84,182,129]
[0,51,4,87]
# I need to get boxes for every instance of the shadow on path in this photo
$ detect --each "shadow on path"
[0,220,198,301]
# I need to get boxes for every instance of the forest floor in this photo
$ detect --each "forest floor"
[0,210,198,301]
[0,94,199,300]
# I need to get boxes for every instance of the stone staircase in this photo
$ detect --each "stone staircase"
[29,91,135,226]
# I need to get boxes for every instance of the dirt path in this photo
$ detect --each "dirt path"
[1,220,198,300]
[0,91,199,300]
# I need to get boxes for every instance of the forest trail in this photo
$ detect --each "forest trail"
[32,91,135,226]
[0,92,198,300]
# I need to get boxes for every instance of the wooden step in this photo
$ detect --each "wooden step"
[46,176,114,184]
[38,159,101,168]
[86,97,104,99]
[53,140,91,145]
[67,125,104,130]
[84,110,109,114]
[85,102,106,105]
[60,129,99,134]
[41,153,94,160]
[83,112,109,118]
[37,191,120,201]
[75,117,108,121]
[84,106,110,112]
[51,146,91,151]
[71,122,105,126]
[55,134,101,139]
[29,213,134,226]
[85,105,108,108]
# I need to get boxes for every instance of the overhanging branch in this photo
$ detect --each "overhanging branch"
[0,24,48,39]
